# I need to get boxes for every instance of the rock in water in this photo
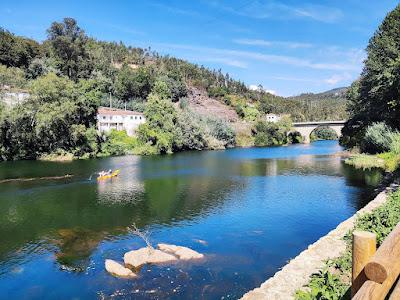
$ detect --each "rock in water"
[124,247,178,268]
[157,244,204,260]
[105,259,137,278]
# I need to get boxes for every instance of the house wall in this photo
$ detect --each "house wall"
[97,114,146,136]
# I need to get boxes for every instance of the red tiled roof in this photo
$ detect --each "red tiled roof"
[97,107,144,116]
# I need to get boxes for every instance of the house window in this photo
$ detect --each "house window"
[103,116,106,120]
[135,116,137,120]
[130,116,133,120]
[140,116,142,120]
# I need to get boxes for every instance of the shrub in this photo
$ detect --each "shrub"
[235,104,245,118]
[345,154,385,170]
[288,131,303,144]
[203,116,236,148]
[310,126,338,141]
[389,132,400,155]
[362,122,394,154]
[176,110,207,150]
[100,129,137,156]
[243,106,260,121]
[179,97,189,110]
[377,152,400,172]
[253,121,287,147]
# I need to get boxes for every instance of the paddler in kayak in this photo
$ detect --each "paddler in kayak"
[98,169,112,177]
[97,169,120,180]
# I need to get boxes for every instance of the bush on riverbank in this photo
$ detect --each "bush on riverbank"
[310,126,338,142]
[296,188,400,300]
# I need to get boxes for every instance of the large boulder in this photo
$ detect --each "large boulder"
[124,247,178,268]
[157,244,204,260]
[105,259,137,278]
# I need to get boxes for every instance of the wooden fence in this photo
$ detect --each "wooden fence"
[351,223,400,299]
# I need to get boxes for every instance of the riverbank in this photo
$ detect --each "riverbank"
[241,180,399,300]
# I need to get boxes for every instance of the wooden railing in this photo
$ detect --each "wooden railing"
[351,223,400,299]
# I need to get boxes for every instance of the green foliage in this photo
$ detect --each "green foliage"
[0,28,41,69]
[288,131,304,144]
[342,5,400,147]
[156,73,187,102]
[137,84,179,154]
[355,190,400,245]
[115,65,154,101]
[253,120,288,147]
[0,73,102,160]
[100,129,137,156]
[242,106,260,121]
[176,110,207,150]
[377,152,400,172]
[345,154,386,170]
[0,64,27,89]
[389,132,400,155]
[47,18,93,80]
[295,268,348,300]
[26,57,60,79]
[310,126,338,142]
[207,86,228,98]
[202,116,236,148]
[362,122,394,154]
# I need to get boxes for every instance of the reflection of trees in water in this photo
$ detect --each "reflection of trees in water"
[236,155,344,177]
[0,155,241,272]
[0,151,383,272]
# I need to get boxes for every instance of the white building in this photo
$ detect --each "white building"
[265,113,281,123]
[1,91,30,106]
[97,107,145,136]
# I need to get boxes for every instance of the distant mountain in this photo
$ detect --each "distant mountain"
[287,87,348,101]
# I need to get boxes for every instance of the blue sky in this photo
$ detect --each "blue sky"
[0,0,398,96]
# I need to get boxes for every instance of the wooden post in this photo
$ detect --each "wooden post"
[352,231,377,297]
[365,223,400,284]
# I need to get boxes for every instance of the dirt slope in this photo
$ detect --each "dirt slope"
[186,87,239,122]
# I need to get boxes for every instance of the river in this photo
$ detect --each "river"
[0,141,382,299]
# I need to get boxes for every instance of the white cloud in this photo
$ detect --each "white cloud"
[249,84,277,95]
[265,89,277,95]
[156,43,360,71]
[324,73,353,85]
[206,1,343,23]
[234,39,313,49]
[194,57,248,68]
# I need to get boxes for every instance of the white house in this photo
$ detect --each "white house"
[265,113,281,123]
[97,107,146,136]
[1,91,30,106]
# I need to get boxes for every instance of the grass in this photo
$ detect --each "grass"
[295,187,400,300]
[345,152,400,172]
[345,154,385,170]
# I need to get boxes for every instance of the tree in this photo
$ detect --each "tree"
[47,18,93,80]
[137,81,180,154]
[342,5,400,148]
[115,65,154,102]
[0,28,41,68]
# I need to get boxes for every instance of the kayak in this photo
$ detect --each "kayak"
[97,170,120,181]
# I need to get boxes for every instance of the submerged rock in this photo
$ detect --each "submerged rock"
[157,244,204,260]
[124,247,178,268]
[105,259,137,278]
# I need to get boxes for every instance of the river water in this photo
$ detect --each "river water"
[0,141,382,299]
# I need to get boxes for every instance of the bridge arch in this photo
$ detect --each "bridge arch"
[292,121,345,144]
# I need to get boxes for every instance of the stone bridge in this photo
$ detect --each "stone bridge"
[292,120,346,143]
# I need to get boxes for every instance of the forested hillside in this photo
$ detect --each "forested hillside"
[0,18,347,160]
[341,4,400,150]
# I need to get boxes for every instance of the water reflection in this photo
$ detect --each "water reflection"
[0,141,383,299]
